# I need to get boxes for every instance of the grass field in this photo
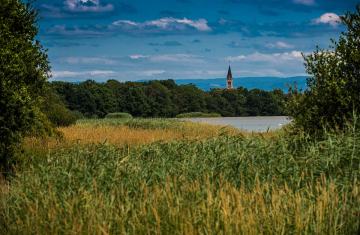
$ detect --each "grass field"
[1,118,360,234]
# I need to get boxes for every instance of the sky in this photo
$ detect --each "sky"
[31,0,359,82]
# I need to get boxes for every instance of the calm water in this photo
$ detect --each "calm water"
[182,116,292,132]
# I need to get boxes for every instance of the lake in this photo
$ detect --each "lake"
[182,116,292,132]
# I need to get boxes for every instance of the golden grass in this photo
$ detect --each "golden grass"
[4,119,360,234]
[23,120,241,153]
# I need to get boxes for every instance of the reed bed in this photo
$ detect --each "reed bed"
[2,123,360,234]
[22,118,240,156]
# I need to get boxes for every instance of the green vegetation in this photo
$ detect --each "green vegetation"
[176,112,221,118]
[40,85,77,127]
[0,0,64,167]
[72,110,85,120]
[105,112,133,119]
[52,80,289,119]
[78,118,190,130]
[2,1,360,234]
[287,5,360,134]
[1,119,360,234]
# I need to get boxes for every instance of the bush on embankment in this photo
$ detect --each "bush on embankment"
[105,112,133,119]
[176,112,221,118]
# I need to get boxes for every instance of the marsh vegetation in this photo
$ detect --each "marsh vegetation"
[2,1,360,234]
[1,118,360,234]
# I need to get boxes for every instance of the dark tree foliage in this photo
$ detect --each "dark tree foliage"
[0,0,58,166]
[286,4,360,133]
[40,83,76,127]
[51,79,289,119]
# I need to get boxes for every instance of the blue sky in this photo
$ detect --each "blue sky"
[32,0,358,82]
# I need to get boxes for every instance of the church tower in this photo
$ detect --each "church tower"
[226,64,233,89]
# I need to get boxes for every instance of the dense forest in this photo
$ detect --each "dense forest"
[51,79,290,118]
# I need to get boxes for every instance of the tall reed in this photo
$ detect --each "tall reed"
[2,125,360,234]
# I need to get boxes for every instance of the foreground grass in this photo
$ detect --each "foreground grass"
[1,119,360,234]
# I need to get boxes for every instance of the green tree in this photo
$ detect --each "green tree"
[269,88,288,116]
[108,81,151,117]
[221,89,247,116]
[40,83,76,127]
[175,84,206,113]
[143,80,178,117]
[0,0,56,166]
[286,5,360,133]
[88,81,117,118]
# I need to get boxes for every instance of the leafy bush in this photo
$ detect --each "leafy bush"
[0,0,56,167]
[203,113,222,118]
[176,112,221,118]
[40,85,76,127]
[105,112,133,119]
[91,114,99,119]
[72,110,85,120]
[286,5,360,134]
[43,103,76,127]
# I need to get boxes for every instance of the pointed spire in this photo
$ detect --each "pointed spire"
[227,64,232,79]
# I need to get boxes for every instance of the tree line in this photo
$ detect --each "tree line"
[51,79,290,119]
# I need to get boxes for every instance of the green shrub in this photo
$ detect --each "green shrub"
[286,5,360,134]
[44,103,76,127]
[72,110,85,120]
[40,84,76,127]
[0,0,57,168]
[203,113,222,118]
[105,113,133,119]
[176,112,221,118]
[91,114,99,119]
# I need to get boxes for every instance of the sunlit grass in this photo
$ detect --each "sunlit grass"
[22,118,240,155]
[2,118,360,234]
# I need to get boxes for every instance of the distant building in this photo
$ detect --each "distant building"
[226,65,233,89]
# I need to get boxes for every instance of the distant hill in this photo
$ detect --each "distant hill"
[172,76,309,92]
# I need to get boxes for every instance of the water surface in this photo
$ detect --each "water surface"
[182,116,291,132]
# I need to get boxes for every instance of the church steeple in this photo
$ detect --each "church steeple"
[227,65,232,79]
[226,63,233,89]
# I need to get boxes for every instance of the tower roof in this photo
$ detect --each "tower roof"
[227,65,232,78]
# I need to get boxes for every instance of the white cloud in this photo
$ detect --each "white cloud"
[150,54,205,63]
[46,17,212,37]
[133,70,166,76]
[218,18,228,25]
[112,17,211,32]
[51,70,116,78]
[293,0,316,6]
[63,0,114,12]
[265,41,295,49]
[312,13,340,27]
[58,57,117,65]
[41,4,61,12]
[169,71,202,75]
[45,25,111,37]
[225,51,303,63]
[129,55,150,59]
[139,17,212,32]
[237,69,287,77]
[207,71,225,75]
[224,55,246,62]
